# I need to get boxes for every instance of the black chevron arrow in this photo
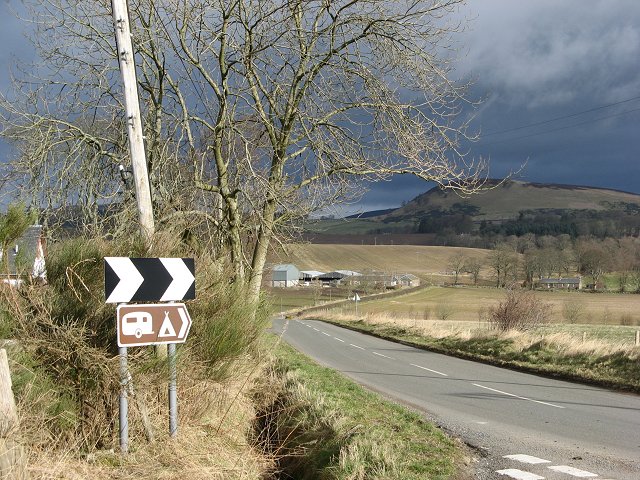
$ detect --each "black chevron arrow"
[105,257,195,303]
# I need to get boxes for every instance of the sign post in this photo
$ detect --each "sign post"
[105,257,195,450]
[168,343,177,437]
[351,292,360,317]
[119,345,129,453]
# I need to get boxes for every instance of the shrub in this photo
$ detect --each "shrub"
[490,288,551,331]
[1,233,267,452]
[562,300,585,324]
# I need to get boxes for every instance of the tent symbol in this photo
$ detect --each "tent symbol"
[158,311,177,338]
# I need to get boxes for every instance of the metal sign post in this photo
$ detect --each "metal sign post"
[119,345,129,453]
[106,257,195,452]
[168,343,177,437]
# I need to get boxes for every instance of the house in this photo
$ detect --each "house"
[0,225,47,285]
[271,264,300,287]
[537,277,582,290]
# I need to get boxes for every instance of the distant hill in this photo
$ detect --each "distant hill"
[379,180,640,223]
[304,180,640,241]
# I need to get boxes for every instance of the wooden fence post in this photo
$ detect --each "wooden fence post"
[0,349,29,479]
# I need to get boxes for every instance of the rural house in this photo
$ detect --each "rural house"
[0,225,47,285]
[271,264,300,287]
[537,277,582,290]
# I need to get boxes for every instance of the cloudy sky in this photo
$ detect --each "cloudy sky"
[0,1,639,214]
[357,0,640,214]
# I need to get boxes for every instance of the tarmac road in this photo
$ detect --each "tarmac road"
[271,318,640,480]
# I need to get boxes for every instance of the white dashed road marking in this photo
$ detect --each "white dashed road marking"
[547,465,598,477]
[372,352,394,360]
[410,363,448,377]
[472,383,565,409]
[349,344,365,350]
[496,469,544,480]
[504,454,551,464]
[322,332,331,337]
[334,337,345,342]
[313,328,319,331]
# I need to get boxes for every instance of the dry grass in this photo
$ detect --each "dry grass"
[301,309,640,359]
[19,354,274,479]
[352,286,640,326]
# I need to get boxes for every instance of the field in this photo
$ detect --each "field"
[271,243,493,278]
[351,286,639,324]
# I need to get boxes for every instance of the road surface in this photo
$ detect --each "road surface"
[271,318,640,480]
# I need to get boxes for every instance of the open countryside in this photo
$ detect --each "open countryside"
[0,0,639,479]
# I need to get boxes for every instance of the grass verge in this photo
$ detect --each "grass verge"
[254,338,469,480]
[302,313,640,394]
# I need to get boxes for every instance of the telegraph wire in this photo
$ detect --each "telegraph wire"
[479,106,640,146]
[482,94,640,137]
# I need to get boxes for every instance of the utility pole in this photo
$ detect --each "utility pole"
[111,0,155,242]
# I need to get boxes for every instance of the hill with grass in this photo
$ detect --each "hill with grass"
[305,180,640,241]
[381,180,640,222]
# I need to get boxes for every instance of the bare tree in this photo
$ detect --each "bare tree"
[488,244,519,288]
[447,250,467,285]
[2,0,487,308]
[464,256,482,285]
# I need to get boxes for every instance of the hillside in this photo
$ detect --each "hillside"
[304,180,640,240]
[271,244,492,278]
[381,180,640,222]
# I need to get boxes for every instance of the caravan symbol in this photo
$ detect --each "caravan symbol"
[121,311,154,338]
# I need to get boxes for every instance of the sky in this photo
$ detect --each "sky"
[0,1,639,215]
[354,0,640,215]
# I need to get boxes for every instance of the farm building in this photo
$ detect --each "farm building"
[537,277,582,290]
[299,270,325,283]
[318,270,362,285]
[396,273,420,287]
[271,264,300,287]
[0,225,47,286]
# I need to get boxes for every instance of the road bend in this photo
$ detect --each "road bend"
[271,318,640,480]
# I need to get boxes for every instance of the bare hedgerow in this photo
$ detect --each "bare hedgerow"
[490,287,551,331]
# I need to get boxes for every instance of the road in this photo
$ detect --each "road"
[271,318,640,480]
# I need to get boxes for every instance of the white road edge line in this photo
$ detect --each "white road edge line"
[473,383,565,409]
[349,344,365,350]
[334,337,345,342]
[372,352,395,360]
[496,469,544,480]
[503,454,551,464]
[547,465,598,477]
[410,363,448,377]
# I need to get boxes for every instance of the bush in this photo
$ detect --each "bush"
[490,288,551,331]
[562,300,585,324]
[1,233,268,452]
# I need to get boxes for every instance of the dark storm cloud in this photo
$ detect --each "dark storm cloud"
[357,0,640,214]
[0,1,637,214]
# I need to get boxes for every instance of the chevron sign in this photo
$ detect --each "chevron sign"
[104,257,195,303]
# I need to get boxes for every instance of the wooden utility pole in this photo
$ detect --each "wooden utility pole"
[111,0,155,241]
[0,349,28,479]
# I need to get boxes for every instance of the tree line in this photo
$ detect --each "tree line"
[447,235,640,292]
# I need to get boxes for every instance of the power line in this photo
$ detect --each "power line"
[482,94,640,137]
[479,106,640,146]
